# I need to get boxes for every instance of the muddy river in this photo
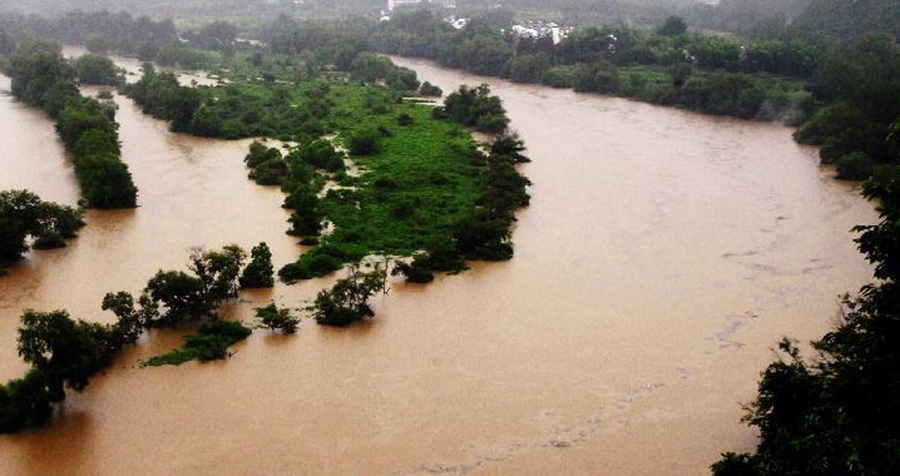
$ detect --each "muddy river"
[0,55,878,475]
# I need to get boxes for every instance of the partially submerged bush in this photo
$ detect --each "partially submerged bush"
[255,303,300,334]
[144,320,252,366]
[310,264,388,327]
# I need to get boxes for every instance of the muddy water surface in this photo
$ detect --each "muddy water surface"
[0,56,879,475]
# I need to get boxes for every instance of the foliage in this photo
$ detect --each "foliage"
[836,152,877,181]
[440,84,510,133]
[7,49,137,208]
[348,128,382,156]
[110,245,248,328]
[144,320,252,366]
[73,54,120,86]
[254,303,300,334]
[0,189,85,267]
[418,81,442,97]
[0,369,54,433]
[790,34,900,177]
[240,242,275,288]
[573,60,621,94]
[0,244,269,433]
[0,308,128,433]
[391,257,435,284]
[711,179,900,475]
[244,141,288,185]
[293,139,345,172]
[309,264,388,327]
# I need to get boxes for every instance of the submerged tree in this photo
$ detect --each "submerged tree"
[0,190,85,267]
[240,242,275,288]
[310,263,388,327]
[255,303,300,334]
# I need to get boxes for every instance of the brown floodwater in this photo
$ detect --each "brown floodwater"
[0,55,878,475]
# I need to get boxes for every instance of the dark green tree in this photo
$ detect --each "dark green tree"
[0,190,84,266]
[17,310,110,400]
[240,242,275,288]
[73,54,119,85]
[255,303,300,334]
[310,264,388,327]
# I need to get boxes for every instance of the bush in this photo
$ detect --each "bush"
[310,264,388,327]
[573,61,620,94]
[292,140,345,172]
[144,320,252,366]
[32,231,66,250]
[442,84,510,133]
[419,81,442,97]
[240,242,275,288]
[74,54,119,86]
[835,152,877,180]
[255,303,300,334]
[348,129,382,156]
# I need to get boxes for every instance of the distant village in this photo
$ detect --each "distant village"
[382,0,574,44]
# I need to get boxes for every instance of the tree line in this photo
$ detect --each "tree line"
[3,42,137,208]
[257,10,900,182]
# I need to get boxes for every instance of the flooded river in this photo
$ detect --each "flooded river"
[0,55,878,475]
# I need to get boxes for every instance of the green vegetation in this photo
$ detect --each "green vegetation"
[240,242,275,288]
[0,244,274,433]
[4,45,137,208]
[143,321,252,366]
[791,34,900,181]
[73,54,120,86]
[0,190,84,272]
[310,264,388,327]
[117,36,528,284]
[0,305,142,433]
[254,303,300,334]
[418,81,442,97]
[712,178,900,475]
[438,83,510,133]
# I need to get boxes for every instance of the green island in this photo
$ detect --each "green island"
[117,44,529,283]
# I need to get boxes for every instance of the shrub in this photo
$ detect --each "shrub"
[255,303,300,334]
[419,81,442,97]
[310,264,388,327]
[348,129,382,155]
[836,152,877,180]
[240,242,275,288]
[144,320,252,366]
